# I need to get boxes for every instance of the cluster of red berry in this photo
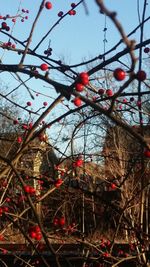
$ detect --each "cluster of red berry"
[73,72,90,107]
[53,216,65,227]
[24,185,36,195]
[2,41,16,49]
[1,21,10,31]
[0,8,29,26]
[75,72,89,92]
[0,206,9,216]
[57,3,76,17]
[28,225,42,240]
[21,9,29,13]
[98,68,147,100]
[44,47,53,57]
[20,8,29,22]
[13,119,33,131]
[22,123,33,130]
[113,68,147,82]
[98,88,113,97]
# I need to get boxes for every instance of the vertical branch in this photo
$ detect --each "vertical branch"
[19,0,46,66]
[145,185,149,250]
[95,0,137,72]
[137,3,147,256]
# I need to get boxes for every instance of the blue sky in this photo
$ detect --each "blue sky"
[1,0,148,64]
[0,0,150,114]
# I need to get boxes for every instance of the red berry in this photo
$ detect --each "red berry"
[30,231,36,239]
[40,63,48,71]
[106,89,113,97]
[137,101,141,107]
[17,136,22,143]
[110,183,116,190]
[58,11,63,17]
[11,44,16,49]
[13,119,19,125]
[29,122,33,129]
[27,101,32,106]
[81,77,89,85]
[113,68,126,81]
[6,198,11,202]
[7,42,12,47]
[92,96,98,102]
[71,3,76,8]
[68,10,76,15]
[123,98,127,103]
[75,83,84,92]
[73,97,82,107]
[2,249,7,254]
[29,187,36,194]
[5,26,10,31]
[59,217,65,226]
[103,252,109,257]
[45,2,52,10]
[75,158,83,167]
[44,50,48,55]
[24,185,31,193]
[0,208,3,215]
[43,101,48,106]
[35,233,42,240]
[34,226,41,233]
[98,88,105,95]
[144,47,150,53]
[79,72,89,79]
[54,179,63,188]
[72,10,76,15]
[1,22,7,29]
[0,235,4,241]
[22,124,28,130]
[79,72,89,85]
[3,207,9,212]
[53,218,59,226]
[34,70,39,78]
[144,149,150,158]
[38,134,47,142]
[136,70,146,81]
